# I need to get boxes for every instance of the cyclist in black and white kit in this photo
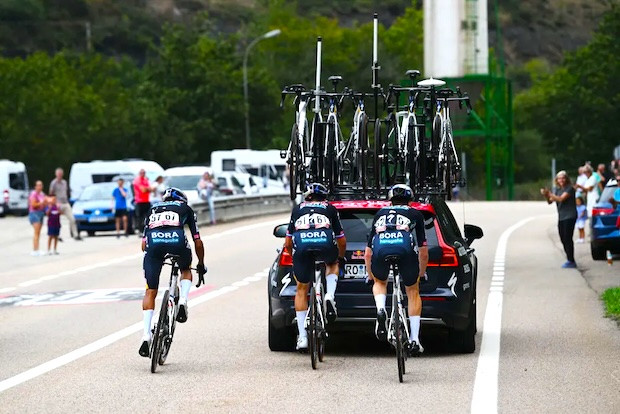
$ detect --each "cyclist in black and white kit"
[364,184,429,355]
[283,183,347,351]
[139,187,206,357]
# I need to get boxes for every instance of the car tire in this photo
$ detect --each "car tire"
[87,231,96,237]
[268,299,296,352]
[591,243,606,260]
[449,298,476,354]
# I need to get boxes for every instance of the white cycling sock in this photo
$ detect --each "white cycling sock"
[143,310,154,340]
[296,310,307,339]
[180,279,192,303]
[409,315,421,342]
[374,294,386,311]
[326,273,338,298]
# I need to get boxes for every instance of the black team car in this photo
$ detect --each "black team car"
[268,197,483,353]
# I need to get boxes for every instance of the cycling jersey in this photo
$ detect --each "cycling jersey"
[286,201,344,284]
[142,201,200,289]
[368,205,427,286]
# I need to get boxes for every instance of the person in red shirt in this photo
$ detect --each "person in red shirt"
[133,169,151,235]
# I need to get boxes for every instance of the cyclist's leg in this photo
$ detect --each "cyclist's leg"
[401,252,422,348]
[292,237,313,342]
[176,246,193,322]
[369,243,390,340]
[141,251,163,355]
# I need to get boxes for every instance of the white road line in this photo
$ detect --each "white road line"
[471,217,536,414]
[0,218,285,291]
[0,287,16,294]
[0,266,270,393]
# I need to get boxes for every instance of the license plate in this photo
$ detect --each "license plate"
[88,216,108,223]
[344,264,367,279]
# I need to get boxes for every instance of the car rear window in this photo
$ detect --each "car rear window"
[9,172,27,190]
[339,209,439,248]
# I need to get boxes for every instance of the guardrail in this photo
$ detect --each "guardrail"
[190,193,292,226]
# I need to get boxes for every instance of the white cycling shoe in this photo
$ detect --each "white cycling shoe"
[325,293,337,323]
[296,335,308,351]
[139,336,152,357]
[408,339,424,356]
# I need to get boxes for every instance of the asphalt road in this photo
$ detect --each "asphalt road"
[0,202,619,413]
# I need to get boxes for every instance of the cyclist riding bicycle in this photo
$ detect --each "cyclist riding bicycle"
[284,183,347,351]
[364,184,429,355]
[139,187,206,357]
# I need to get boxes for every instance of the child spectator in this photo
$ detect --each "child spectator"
[575,197,587,243]
[112,178,129,238]
[46,195,61,255]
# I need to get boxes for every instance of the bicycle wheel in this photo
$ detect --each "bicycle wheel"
[308,286,318,370]
[159,295,176,365]
[358,112,369,190]
[373,119,383,192]
[288,124,298,200]
[151,289,169,373]
[407,118,417,190]
[431,114,442,183]
[385,114,400,186]
[392,285,405,383]
[317,285,326,363]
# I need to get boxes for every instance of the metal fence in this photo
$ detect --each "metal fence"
[191,194,292,226]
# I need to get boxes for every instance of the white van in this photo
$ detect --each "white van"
[69,159,164,201]
[210,149,286,182]
[0,160,30,216]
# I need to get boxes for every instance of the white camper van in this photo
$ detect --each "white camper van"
[69,159,164,201]
[0,160,29,216]
[210,149,286,182]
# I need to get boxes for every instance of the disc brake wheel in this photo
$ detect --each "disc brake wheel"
[308,286,318,370]
[151,290,170,373]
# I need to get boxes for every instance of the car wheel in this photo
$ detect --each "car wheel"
[268,296,296,352]
[449,298,476,354]
[591,242,606,260]
[87,231,96,237]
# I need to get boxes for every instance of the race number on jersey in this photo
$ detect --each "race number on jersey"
[374,213,412,233]
[294,213,332,230]
[148,211,181,229]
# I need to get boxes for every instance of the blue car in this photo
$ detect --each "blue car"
[72,182,135,237]
[590,179,620,260]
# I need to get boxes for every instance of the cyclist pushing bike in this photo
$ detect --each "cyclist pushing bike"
[283,183,347,351]
[139,187,207,357]
[364,184,428,355]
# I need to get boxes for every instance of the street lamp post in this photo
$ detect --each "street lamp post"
[243,29,281,149]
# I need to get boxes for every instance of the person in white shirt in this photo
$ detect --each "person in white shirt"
[576,164,600,217]
[575,166,587,198]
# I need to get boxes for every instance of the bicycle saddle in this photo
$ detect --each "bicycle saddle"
[384,255,401,263]
[405,69,420,78]
[164,253,181,260]
[417,77,446,87]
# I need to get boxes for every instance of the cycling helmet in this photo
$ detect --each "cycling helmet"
[304,182,329,201]
[162,187,188,203]
[388,184,413,204]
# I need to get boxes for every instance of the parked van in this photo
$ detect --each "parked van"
[69,159,164,201]
[210,149,286,182]
[163,166,212,204]
[0,160,29,216]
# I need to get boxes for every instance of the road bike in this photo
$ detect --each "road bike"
[341,90,369,189]
[280,84,314,200]
[385,255,410,383]
[321,75,347,193]
[305,252,329,369]
[149,254,190,373]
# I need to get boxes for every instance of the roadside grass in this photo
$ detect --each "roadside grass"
[602,287,620,321]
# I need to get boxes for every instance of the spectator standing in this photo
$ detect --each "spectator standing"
[28,180,46,256]
[151,176,165,203]
[575,166,587,198]
[576,164,600,217]
[541,170,577,268]
[575,197,587,243]
[133,169,151,234]
[46,195,61,255]
[112,178,129,238]
[596,163,609,192]
[197,172,217,225]
[49,167,81,240]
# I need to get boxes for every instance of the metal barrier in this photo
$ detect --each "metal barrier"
[190,194,292,226]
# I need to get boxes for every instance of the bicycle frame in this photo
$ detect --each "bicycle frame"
[387,265,410,345]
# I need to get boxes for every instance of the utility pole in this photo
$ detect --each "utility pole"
[85,21,92,52]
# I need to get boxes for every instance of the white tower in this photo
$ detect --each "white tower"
[424,0,488,78]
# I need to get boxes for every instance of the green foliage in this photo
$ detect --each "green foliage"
[514,5,620,168]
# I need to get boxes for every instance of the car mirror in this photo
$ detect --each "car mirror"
[273,224,288,238]
[428,246,443,261]
[464,224,483,244]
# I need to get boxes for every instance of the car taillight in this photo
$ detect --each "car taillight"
[279,249,293,267]
[3,189,8,203]
[428,246,459,267]
[592,207,614,216]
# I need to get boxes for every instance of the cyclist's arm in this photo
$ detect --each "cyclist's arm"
[329,206,346,258]
[187,210,205,264]
[284,206,299,254]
